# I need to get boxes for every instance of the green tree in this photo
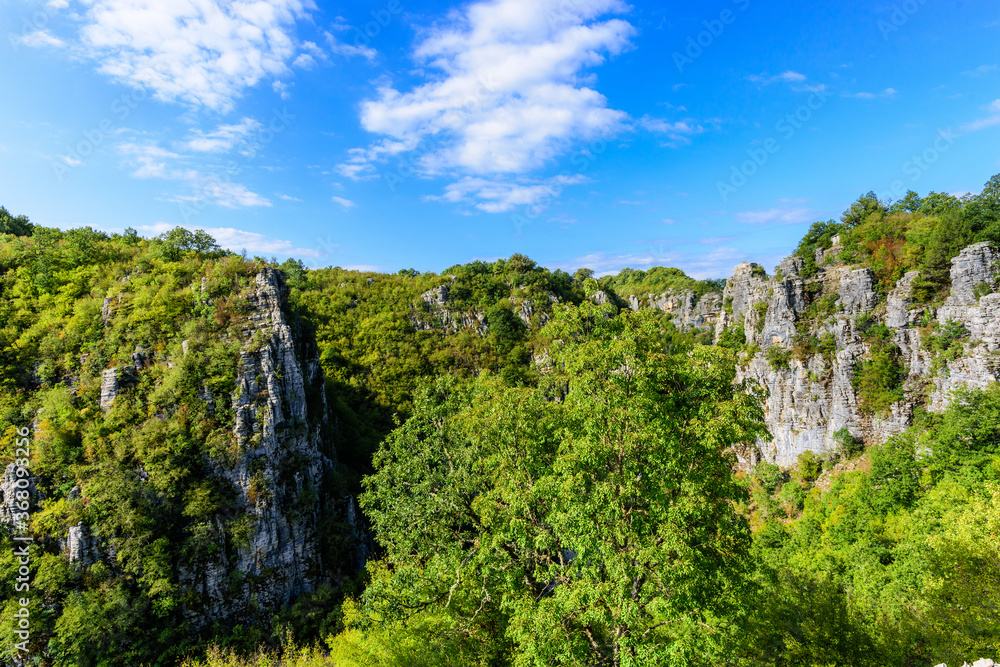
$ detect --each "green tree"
[359,306,769,665]
[0,206,33,236]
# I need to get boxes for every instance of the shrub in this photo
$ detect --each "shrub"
[794,451,823,484]
[718,322,746,350]
[766,346,793,370]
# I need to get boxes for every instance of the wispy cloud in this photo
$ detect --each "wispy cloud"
[963,64,998,76]
[555,244,749,280]
[323,28,377,61]
[183,119,263,154]
[747,71,828,94]
[119,141,270,209]
[68,0,315,110]
[18,30,65,48]
[331,196,356,209]
[960,99,1000,132]
[424,175,588,214]
[842,88,898,99]
[736,207,815,225]
[748,71,808,86]
[638,116,706,147]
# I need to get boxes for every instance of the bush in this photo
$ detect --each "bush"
[794,451,823,484]
[852,345,907,415]
[766,346,793,370]
[718,322,746,350]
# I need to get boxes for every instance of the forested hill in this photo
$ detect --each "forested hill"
[0,174,998,667]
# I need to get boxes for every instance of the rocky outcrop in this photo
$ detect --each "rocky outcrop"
[63,522,99,566]
[0,463,37,527]
[839,269,878,316]
[413,285,489,335]
[99,365,138,411]
[179,268,334,625]
[99,368,119,411]
[628,290,722,332]
[719,242,1000,466]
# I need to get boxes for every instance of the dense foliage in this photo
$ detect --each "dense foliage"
[3,172,1000,666]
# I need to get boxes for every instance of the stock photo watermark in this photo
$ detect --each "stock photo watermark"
[878,0,928,40]
[9,426,34,656]
[716,87,830,202]
[509,140,606,234]
[179,107,295,223]
[381,75,499,192]
[349,0,403,48]
[673,0,752,73]
[878,128,959,202]
[52,88,148,182]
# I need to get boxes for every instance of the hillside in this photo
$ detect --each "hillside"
[0,175,998,666]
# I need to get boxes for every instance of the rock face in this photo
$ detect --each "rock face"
[716,242,1000,466]
[413,284,489,335]
[99,368,119,411]
[180,268,334,624]
[628,290,722,332]
[63,522,99,566]
[0,463,37,527]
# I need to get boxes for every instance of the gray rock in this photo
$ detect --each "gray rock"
[591,290,612,306]
[101,296,113,325]
[64,522,98,566]
[99,369,119,411]
[0,463,37,527]
[180,268,334,626]
[717,240,1000,465]
[838,269,877,316]
[413,285,489,335]
[886,271,921,329]
[945,242,998,305]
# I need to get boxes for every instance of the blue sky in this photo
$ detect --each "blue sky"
[1,0,998,277]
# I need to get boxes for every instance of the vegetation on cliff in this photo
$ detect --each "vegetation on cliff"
[1,173,999,665]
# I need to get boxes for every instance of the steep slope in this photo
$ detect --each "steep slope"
[0,231,346,664]
[711,240,1000,465]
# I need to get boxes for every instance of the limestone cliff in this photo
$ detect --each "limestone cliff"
[178,268,334,624]
[40,268,338,627]
[709,242,1000,465]
[626,289,722,332]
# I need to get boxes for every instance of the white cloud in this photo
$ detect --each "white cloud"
[173,182,271,209]
[59,154,83,166]
[961,99,1000,132]
[425,174,588,213]
[962,64,998,77]
[736,207,815,225]
[119,142,188,179]
[331,196,356,208]
[72,0,315,110]
[842,88,897,99]
[748,71,808,86]
[183,118,263,154]
[338,0,633,210]
[324,30,376,61]
[119,142,271,209]
[277,194,302,201]
[137,223,320,257]
[19,30,65,48]
[638,115,705,146]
